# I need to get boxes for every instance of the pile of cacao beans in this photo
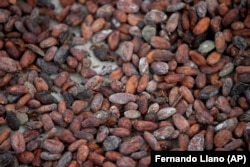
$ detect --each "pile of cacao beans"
[0,0,250,167]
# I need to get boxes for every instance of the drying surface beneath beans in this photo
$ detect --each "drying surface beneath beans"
[0,0,250,166]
